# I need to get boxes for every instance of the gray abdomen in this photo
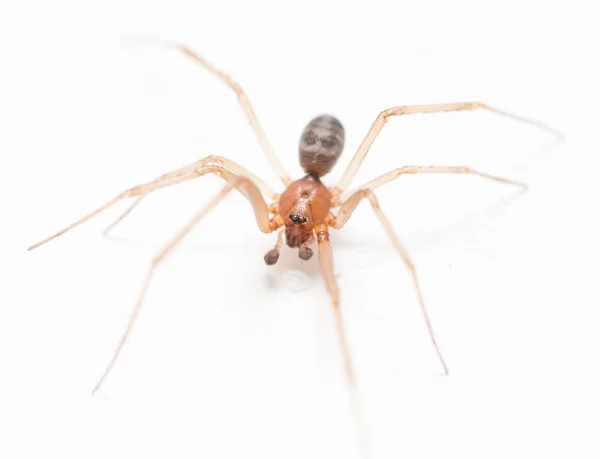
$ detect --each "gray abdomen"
[299,115,345,176]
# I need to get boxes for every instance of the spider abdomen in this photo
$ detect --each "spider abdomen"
[299,115,345,176]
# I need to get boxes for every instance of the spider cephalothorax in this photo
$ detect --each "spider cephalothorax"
[278,174,332,254]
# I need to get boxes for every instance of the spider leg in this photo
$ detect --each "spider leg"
[149,155,277,198]
[133,39,292,186]
[102,155,277,237]
[92,175,279,394]
[333,102,563,194]
[316,227,355,384]
[102,195,148,238]
[328,190,449,375]
[316,227,371,455]
[28,158,272,250]
[339,165,527,203]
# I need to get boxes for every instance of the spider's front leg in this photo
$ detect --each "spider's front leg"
[28,157,276,250]
[102,155,278,237]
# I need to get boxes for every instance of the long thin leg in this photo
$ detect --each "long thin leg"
[28,160,272,251]
[102,195,148,238]
[316,228,355,385]
[338,165,527,203]
[27,156,274,250]
[328,191,449,375]
[134,39,292,186]
[149,155,277,199]
[333,102,563,194]
[92,176,279,394]
[102,156,277,237]
[316,228,370,456]
[28,167,221,251]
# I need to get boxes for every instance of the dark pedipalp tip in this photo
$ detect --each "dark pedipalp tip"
[264,250,280,266]
[298,246,313,261]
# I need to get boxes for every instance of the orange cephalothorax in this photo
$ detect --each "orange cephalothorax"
[278,174,332,248]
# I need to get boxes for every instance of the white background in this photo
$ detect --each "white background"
[1,1,599,458]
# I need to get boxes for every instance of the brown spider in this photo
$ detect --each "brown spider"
[28,42,561,396]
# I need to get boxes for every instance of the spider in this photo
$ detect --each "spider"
[28,42,561,395]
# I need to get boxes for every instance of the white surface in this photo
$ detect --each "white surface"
[1,1,599,458]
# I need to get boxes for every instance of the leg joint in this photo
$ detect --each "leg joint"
[201,155,224,164]
[381,106,408,119]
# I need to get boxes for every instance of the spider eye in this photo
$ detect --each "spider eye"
[289,213,307,225]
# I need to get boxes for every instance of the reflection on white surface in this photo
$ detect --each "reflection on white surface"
[282,269,313,294]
